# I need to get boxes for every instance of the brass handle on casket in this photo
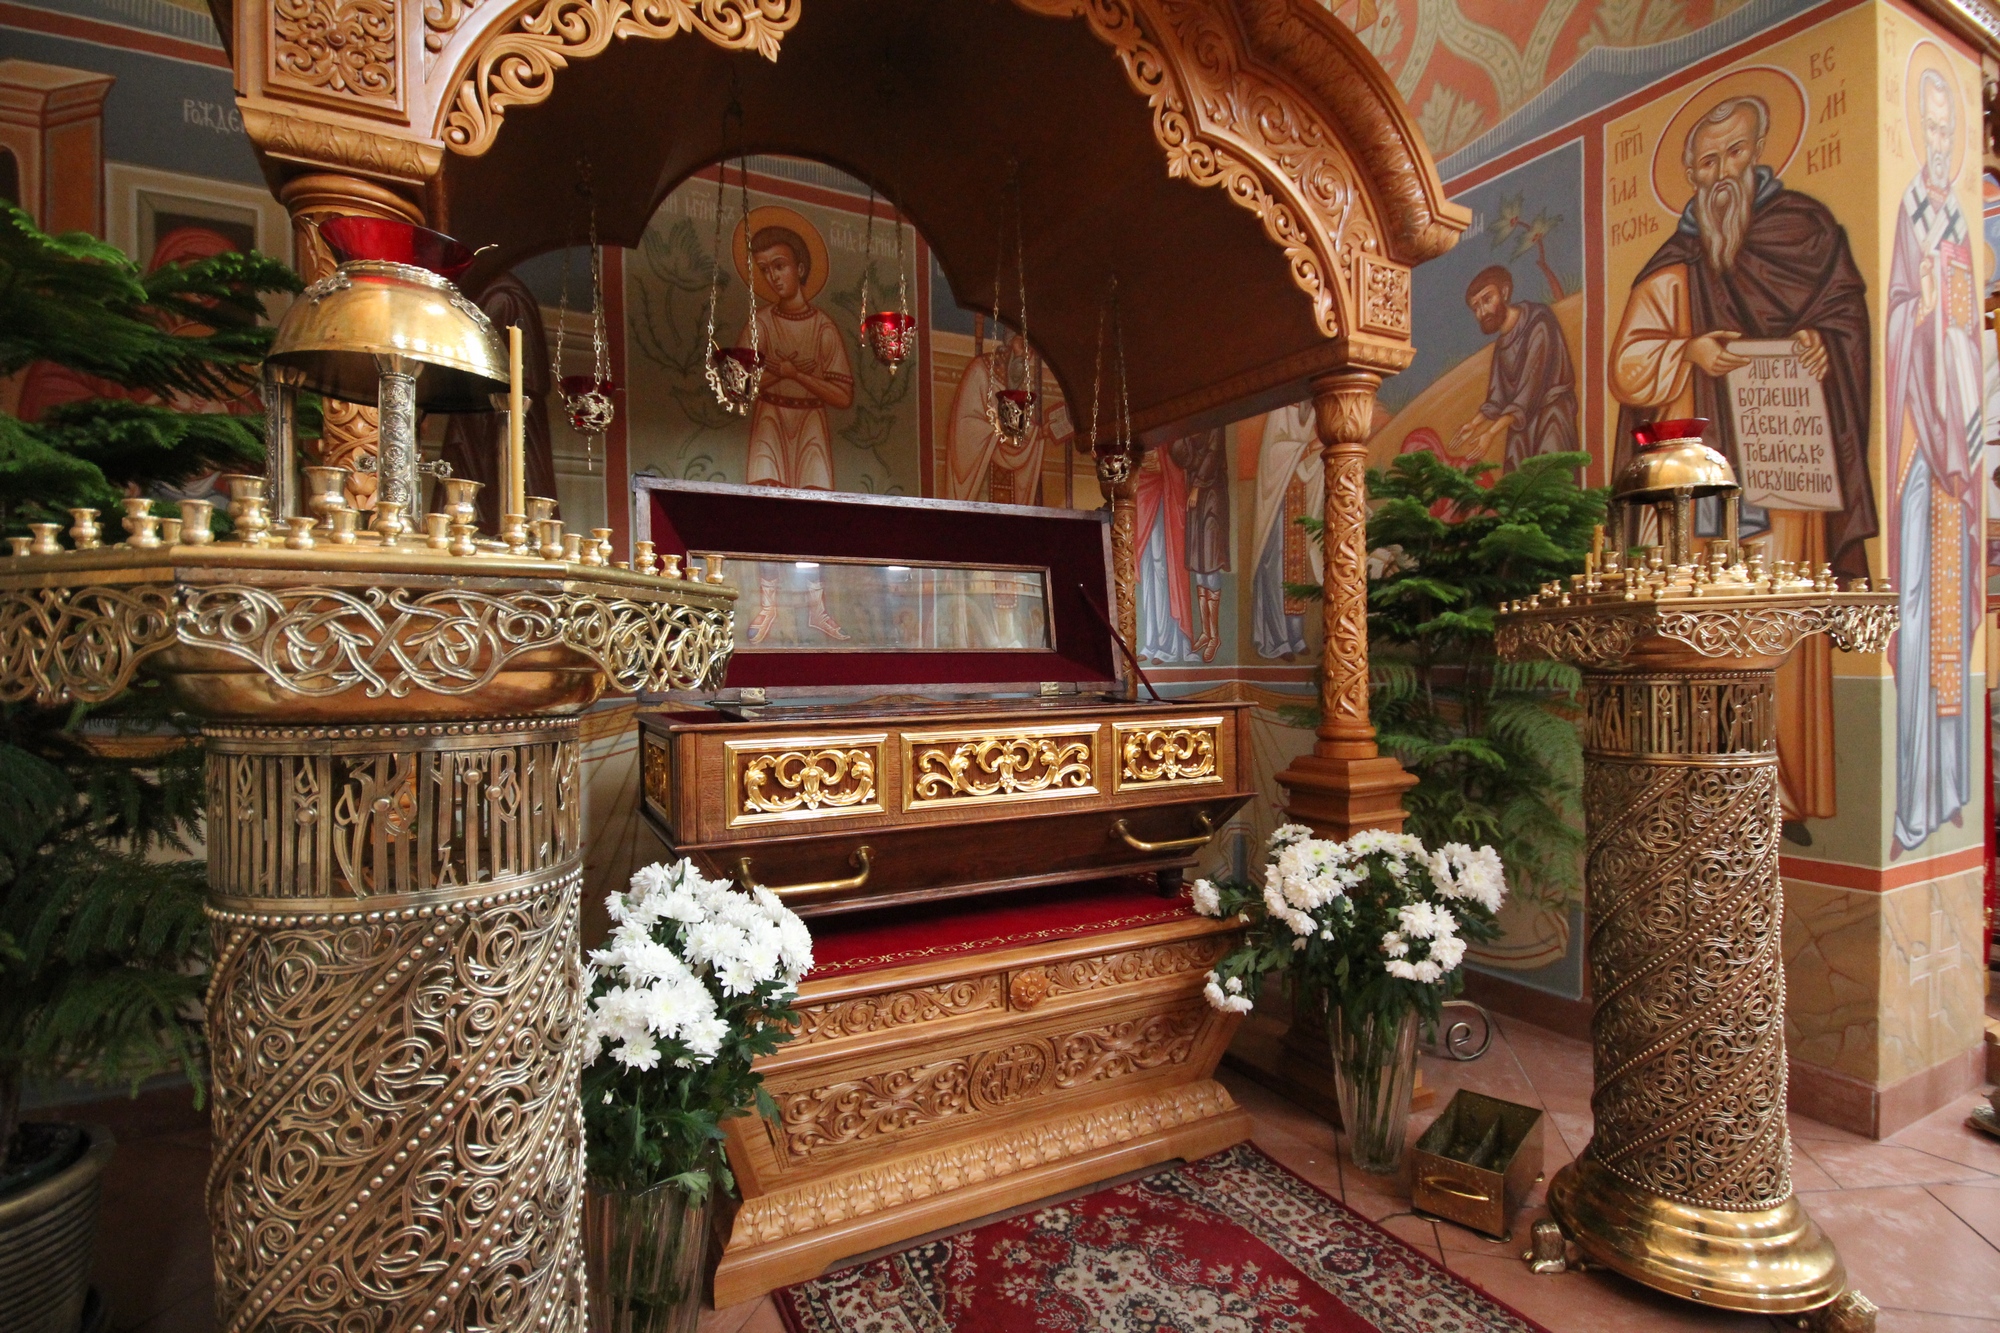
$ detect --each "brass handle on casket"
[736,845,873,898]
[1110,811,1214,854]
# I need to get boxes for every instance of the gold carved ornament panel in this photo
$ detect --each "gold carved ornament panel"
[269,0,403,113]
[772,1002,1211,1160]
[903,722,1097,810]
[1113,717,1222,790]
[641,732,674,827]
[726,733,886,828]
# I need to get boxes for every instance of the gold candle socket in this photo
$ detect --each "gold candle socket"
[705,555,727,584]
[28,523,61,555]
[372,499,409,543]
[581,532,608,568]
[536,518,564,561]
[561,533,583,563]
[425,513,453,551]
[502,513,530,554]
[222,474,271,546]
[659,553,682,580]
[326,508,360,544]
[159,517,183,546]
[122,499,162,549]
[526,495,558,526]
[303,465,351,524]
[633,540,657,575]
[591,528,613,565]
[179,499,215,544]
[8,536,31,557]
[449,522,479,558]
[441,477,483,531]
[68,508,100,550]
[285,516,317,550]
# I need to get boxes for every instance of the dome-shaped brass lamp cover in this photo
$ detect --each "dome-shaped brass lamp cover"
[1613,417,1738,504]
[267,260,508,413]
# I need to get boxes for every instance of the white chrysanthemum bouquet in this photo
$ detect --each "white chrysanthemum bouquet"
[582,858,812,1197]
[1194,824,1505,1030]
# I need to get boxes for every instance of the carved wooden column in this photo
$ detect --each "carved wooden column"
[275,173,427,512]
[1273,369,1417,836]
[1096,453,1141,700]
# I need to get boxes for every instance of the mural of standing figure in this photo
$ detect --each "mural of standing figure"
[736,208,853,642]
[1887,49,1983,852]
[1170,429,1230,661]
[1134,446,1194,662]
[944,330,1050,504]
[1609,78,1874,825]
[1252,402,1323,660]
[1455,265,1579,471]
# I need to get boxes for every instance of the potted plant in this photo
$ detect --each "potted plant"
[1195,826,1506,1172]
[582,858,812,1333]
[0,206,296,1332]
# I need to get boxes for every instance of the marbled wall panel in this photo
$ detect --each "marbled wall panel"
[1783,878,1885,1083]
[1876,869,1987,1086]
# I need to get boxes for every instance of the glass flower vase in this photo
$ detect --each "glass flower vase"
[585,1178,712,1333]
[1329,1004,1420,1174]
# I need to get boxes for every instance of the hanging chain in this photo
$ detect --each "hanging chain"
[894,195,909,326]
[700,158,728,357]
[1088,291,1106,458]
[859,184,877,319]
[739,156,759,365]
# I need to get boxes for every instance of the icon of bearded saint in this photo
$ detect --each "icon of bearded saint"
[1609,86,1877,827]
[1609,92,1876,581]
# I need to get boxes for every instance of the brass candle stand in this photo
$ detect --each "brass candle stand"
[0,224,737,1332]
[1496,422,1892,1327]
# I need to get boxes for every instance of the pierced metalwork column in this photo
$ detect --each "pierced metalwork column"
[204,719,587,1332]
[1499,597,1894,1317]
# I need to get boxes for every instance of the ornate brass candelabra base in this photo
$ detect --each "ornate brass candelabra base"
[1549,1155,1840,1311]
[0,541,735,1333]
[1499,593,1894,1318]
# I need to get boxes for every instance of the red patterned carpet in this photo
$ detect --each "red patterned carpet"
[773,1143,1554,1333]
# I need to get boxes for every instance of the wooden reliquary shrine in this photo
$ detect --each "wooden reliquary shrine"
[634,479,1256,1302]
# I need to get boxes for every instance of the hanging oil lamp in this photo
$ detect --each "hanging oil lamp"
[858,187,917,372]
[702,156,763,414]
[985,169,1036,446]
[1087,275,1137,486]
[552,162,615,472]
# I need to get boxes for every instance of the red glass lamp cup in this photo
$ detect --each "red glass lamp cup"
[1631,417,1708,449]
[991,388,1036,442]
[860,311,917,369]
[318,217,478,281]
[558,375,617,434]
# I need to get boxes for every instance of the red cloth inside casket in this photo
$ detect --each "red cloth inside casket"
[646,483,1118,690]
[807,879,1195,980]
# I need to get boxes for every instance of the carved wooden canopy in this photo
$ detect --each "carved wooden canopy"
[216,0,1467,433]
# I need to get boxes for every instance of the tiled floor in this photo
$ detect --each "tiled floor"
[53,1013,2000,1333]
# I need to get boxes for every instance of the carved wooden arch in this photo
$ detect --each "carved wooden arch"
[427,0,1465,342]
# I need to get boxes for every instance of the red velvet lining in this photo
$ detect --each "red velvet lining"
[646,482,1117,688]
[806,880,1196,979]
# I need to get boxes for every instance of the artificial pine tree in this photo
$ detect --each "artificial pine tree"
[0,206,299,1163]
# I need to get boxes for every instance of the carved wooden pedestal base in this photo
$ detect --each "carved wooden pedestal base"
[713,911,1254,1305]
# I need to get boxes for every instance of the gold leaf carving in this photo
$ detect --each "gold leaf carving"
[441,0,798,155]
[729,738,883,825]
[1042,938,1229,996]
[906,726,1095,808]
[270,0,400,105]
[1116,722,1219,788]
[241,107,441,183]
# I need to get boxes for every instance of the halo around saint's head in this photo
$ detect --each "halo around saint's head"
[1651,66,1808,216]
[731,205,831,304]
[1904,41,1966,188]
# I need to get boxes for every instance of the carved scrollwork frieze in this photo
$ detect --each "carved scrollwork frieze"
[905,725,1096,808]
[1115,720,1220,789]
[0,579,734,708]
[1583,674,1777,760]
[790,977,1005,1045]
[1499,601,1898,670]
[440,0,798,154]
[728,735,884,826]
[733,1081,1239,1244]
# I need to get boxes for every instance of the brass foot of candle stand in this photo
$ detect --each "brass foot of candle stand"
[1497,420,1895,1322]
